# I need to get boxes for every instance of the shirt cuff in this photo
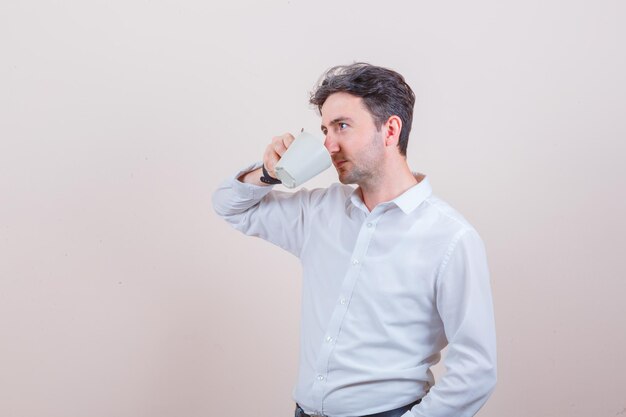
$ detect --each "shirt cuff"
[231,161,276,200]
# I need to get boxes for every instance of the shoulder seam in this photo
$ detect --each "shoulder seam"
[423,197,469,229]
[434,227,475,286]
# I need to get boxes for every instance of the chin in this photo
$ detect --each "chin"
[338,174,356,185]
[336,165,359,185]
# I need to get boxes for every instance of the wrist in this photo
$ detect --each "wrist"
[238,167,267,186]
[260,164,282,185]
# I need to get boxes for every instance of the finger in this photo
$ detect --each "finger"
[263,145,280,177]
[264,133,295,177]
[282,133,295,149]
[272,135,289,157]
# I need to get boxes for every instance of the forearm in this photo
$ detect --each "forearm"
[211,162,309,257]
[406,340,497,417]
[236,132,295,186]
[212,163,273,220]
[238,167,266,186]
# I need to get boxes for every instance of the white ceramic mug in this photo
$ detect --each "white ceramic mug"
[274,131,331,188]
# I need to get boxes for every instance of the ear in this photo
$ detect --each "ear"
[383,115,403,149]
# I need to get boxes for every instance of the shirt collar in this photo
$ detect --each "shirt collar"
[345,173,432,215]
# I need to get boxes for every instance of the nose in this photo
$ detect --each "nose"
[324,134,339,155]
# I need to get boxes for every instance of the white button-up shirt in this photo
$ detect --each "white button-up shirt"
[213,163,497,417]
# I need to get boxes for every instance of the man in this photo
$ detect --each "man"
[213,63,497,417]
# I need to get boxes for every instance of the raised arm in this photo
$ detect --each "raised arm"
[212,133,313,257]
[238,133,295,185]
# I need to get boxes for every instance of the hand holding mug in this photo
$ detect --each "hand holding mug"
[273,131,332,188]
[263,133,295,179]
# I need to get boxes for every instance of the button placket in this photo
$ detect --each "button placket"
[310,213,380,412]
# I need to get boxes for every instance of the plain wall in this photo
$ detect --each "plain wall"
[1,1,625,416]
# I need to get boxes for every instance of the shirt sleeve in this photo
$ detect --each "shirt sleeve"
[404,228,497,417]
[211,162,313,257]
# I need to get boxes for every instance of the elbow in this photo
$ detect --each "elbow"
[210,187,250,230]
[211,186,235,219]
[488,370,497,396]
[469,352,497,400]
[481,361,498,398]
[211,188,225,217]
[479,335,498,397]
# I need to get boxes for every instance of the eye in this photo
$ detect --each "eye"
[339,122,348,130]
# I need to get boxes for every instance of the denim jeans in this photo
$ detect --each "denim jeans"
[295,399,421,417]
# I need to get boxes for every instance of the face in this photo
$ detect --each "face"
[320,92,385,185]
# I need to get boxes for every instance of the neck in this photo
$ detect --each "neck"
[359,159,419,212]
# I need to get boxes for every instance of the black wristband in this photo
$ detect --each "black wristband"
[260,165,282,185]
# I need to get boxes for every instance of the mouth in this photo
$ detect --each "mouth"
[333,159,348,169]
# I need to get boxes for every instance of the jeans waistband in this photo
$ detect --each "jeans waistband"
[295,398,421,417]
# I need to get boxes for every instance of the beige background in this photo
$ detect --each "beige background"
[1,1,625,416]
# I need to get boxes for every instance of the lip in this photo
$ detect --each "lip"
[333,160,347,168]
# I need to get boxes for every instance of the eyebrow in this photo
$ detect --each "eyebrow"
[321,117,354,131]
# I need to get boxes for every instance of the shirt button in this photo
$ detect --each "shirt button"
[340,297,347,305]
[366,222,373,228]
[352,259,359,265]
[317,375,325,381]
[326,336,333,343]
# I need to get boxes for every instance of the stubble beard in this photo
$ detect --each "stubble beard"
[338,163,373,185]
[336,131,383,186]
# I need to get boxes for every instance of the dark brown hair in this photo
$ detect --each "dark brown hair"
[310,63,416,155]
